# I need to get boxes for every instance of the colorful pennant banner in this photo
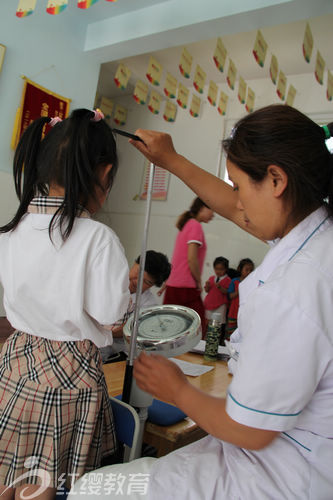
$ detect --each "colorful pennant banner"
[285,85,296,107]
[314,50,325,85]
[179,48,192,79]
[253,30,267,68]
[114,63,131,90]
[189,94,201,118]
[77,0,99,9]
[46,0,68,14]
[238,76,247,104]
[327,70,333,101]
[177,83,189,109]
[148,90,162,115]
[217,91,228,116]
[164,73,178,98]
[16,0,37,17]
[245,87,255,113]
[146,56,163,86]
[276,70,287,100]
[269,55,279,85]
[113,104,127,126]
[207,81,218,106]
[213,38,227,73]
[133,80,149,105]
[302,22,314,63]
[163,100,177,122]
[226,59,237,90]
[193,65,206,94]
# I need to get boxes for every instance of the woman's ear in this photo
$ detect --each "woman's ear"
[267,165,288,198]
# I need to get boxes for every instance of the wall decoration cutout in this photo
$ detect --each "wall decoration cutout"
[193,64,206,94]
[226,59,237,90]
[285,85,296,106]
[217,91,228,116]
[0,45,6,74]
[16,0,37,17]
[252,30,267,67]
[164,73,177,98]
[302,22,313,63]
[189,94,201,118]
[207,81,218,106]
[177,83,189,109]
[245,87,255,113]
[213,38,227,73]
[99,96,114,120]
[46,0,68,14]
[133,80,149,104]
[179,48,192,78]
[77,0,99,9]
[113,104,127,125]
[269,54,279,85]
[314,50,325,85]
[114,63,131,90]
[163,100,177,122]
[148,90,162,114]
[146,56,163,86]
[238,76,247,104]
[276,70,287,100]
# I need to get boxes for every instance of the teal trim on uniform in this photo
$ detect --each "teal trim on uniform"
[283,432,312,452]
[228,391,302,417]
[288,216,329,261]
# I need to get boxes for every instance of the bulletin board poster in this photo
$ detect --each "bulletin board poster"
[217,91,228,116]
[163,100,177,122]
[286,84,296,106]
[114,63,131,90]
[252,30,267,68]
[179,48,192,78]
[146,56,163,86]
[238,76,247,104]
[302,22,313,63]
[207,80,218,106]
[193,64,206,94]
[189,94,201,118]
[140,160,170,201]
[226,59,237,90]
[177,83,189,109]
[11,77,70,149]
[245,87,255,113]
[276,70,287,100]
[148,90,162,115]
[133,80,149,104]
[99,96,114,120]
[113,104,127,125]
[327,71,333,101]
[314,51,325,85]
[269,54,279,84]
[164,72,178,98]
[213,38,227,73]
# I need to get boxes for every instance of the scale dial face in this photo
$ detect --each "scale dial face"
[123,305,201,357]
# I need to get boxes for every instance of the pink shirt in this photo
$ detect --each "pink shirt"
[167,218,207,288]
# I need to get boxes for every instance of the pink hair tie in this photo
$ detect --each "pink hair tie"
[91,108,104,122]
[49,116,62,127]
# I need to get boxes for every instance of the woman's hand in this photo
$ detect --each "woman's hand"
[133,351,188,405]
[130,130,178,171]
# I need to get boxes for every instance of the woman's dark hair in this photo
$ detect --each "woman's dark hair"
[136,250,171,287]
[0,108,118,240]
[213,256,229,270]
[223,104,333,220]
[176,197,210,231]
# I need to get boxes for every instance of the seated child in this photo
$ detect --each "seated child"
[226,258,254,340]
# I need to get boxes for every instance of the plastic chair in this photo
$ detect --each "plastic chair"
[110,395,141,462]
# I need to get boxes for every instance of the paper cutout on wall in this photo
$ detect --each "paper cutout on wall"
[99,96,114,120]
[285,85,296,106]
[140,160,170,201]
[113,104,127,125]
[146,56,163,86]
[302,22,313,63]
[16,0,37,17]
[46,0,68,14]
[314,50,325,85]
[213,38,227,73]
[163,100,177,122]
[148,90,162,114]
[238,76,247,104]
[269,54,279,85]
[245,87,255,113]
[217,91,228,116]
[114,63,131,90]
[189,94,201,117]
[253,30,267,67]
[226,59,237,90]
[207,81,218,106]
[164,73,177,98]
[193,65,206,94]
[327,70,333,101]
[133,80,149,104]
[179,48,192,79]
[276,70,287,100]
[177,83,189,109]
[77,0,99,9]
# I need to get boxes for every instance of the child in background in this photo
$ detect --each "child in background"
[204,257,231,341]
[226,258,254,340]
[0,109,131,498]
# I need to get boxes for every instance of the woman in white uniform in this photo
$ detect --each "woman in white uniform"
[70,105,333,500]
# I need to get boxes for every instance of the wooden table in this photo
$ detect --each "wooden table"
[103,352,232,457]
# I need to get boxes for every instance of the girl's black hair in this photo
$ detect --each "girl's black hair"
[0,108,118,240]
[213,256,229,269]
[237,258,254,272]
[223,104,333,221]
[176,197,210,231]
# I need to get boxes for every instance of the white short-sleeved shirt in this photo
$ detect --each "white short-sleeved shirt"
[0,203,130,348]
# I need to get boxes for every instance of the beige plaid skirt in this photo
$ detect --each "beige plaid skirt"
[0,331,116,489]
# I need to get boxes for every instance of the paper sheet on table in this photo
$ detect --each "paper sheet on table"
[191,340,230,358]
[170,357,214,376]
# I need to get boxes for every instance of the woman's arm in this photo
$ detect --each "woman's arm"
[187,242,202,291]
[134,352,278,450]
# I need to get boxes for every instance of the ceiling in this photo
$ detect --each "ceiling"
[97,13,333,101]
